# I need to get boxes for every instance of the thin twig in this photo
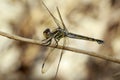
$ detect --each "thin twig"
[0,31,120,64]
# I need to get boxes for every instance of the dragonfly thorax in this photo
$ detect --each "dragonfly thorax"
[52,28,67,41]
[43,27,67,41]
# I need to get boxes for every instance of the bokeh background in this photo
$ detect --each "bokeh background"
[0,0,120,80]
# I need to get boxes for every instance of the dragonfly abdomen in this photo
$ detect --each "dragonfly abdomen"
[67,32,104,44]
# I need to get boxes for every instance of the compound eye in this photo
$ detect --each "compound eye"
[43,28,51,39]
[43,28,50,34]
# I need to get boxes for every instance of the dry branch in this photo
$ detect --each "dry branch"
[0,31,120,64]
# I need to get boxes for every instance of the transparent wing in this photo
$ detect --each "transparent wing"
[54,37,67,78]
[52,7,68,78]
[42,1,61,29]
[56,7,68,32]
[41,41,58,73]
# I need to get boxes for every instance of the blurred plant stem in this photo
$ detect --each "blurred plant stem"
[0,31,120,64]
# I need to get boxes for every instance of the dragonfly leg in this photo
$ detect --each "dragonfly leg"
[54,38,59,47]
[42,38,52,46]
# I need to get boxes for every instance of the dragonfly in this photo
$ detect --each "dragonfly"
[41,1,104,79]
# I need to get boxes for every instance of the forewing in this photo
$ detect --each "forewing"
[42,1,62,29]
[56,7,68,32]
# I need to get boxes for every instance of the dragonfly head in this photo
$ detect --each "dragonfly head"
[43,28,52,39]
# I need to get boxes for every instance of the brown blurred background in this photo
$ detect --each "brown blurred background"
[0,0,120,80]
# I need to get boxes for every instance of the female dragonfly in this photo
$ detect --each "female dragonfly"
[41,1,104,79]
